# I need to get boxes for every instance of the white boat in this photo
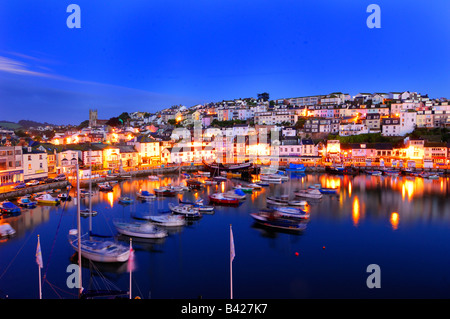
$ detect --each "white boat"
[203,179,218,185]
[69,230,130,263]
[147,214,186,227]
[294,188,323,199]
[168,203,202,219]
[57,193,72,200]
[148,175,160,181]
[80,209,98,217]
[246,183,262,189]
[35,194,60,205]
[197,171,210,176]
[223,190,246,200]
[260,174,282,183]
[288,200,308,206]
[0,224,16,237]
[113,220,168,239]
[271,207,310,220]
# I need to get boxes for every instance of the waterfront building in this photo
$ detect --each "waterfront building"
[22,147,48,181]
[0,146,24,187]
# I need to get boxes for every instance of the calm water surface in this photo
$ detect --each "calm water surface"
[1,173,450,299]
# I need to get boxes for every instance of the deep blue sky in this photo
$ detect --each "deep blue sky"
[0,0,449,125]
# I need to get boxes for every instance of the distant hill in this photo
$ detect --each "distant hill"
[0,120,56,130]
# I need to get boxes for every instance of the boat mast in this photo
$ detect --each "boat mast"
[76,163,82,298]
[89,149,92,233]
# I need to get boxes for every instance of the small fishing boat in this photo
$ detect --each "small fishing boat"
[179,198,204,206]
[256,181,270,187]
[186,179,203,190]
[154,187,177,197]
[118,197,134,204]
[113,220,168,239]
[17,197,37,208]
[136,190,156,201]
[213,176,227,182]
[250,210,307,232]
[0,201,22,214]
[366,170,382,176]
[383,170,400,176]
[147,175,160,181]
[98,182,113,192]
[223,189,246,200]
[35,194,60,205]
[0,224,16,237]
[80,209,98,217]
[168,203,202,219]
[177,198,214,213]
[294,189,323,199]
[209,193,240,205]
[197,171,210,176]
[147,214,186,227]
[233,184,253,193]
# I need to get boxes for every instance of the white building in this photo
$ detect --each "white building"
[22,147,48,181]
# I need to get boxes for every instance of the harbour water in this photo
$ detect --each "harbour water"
[1,172,450,299]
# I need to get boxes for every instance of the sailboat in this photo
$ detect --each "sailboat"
[68,163,130,263]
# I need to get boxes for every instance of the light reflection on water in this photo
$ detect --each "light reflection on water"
[0,172,450,299]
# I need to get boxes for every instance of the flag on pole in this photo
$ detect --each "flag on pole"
[230,225,235,263]
[36,235,43,269]
[127,241,135,272]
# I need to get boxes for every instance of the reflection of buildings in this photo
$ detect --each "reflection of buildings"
[1,205,51,239]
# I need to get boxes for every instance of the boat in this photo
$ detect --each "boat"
[80,189,93,197]
[118,197,134,204]
[270,207,310,220]
[197,171,210,176]
[17,197,37,208]
[147,214,186,227]
[69,163,130,263]
[186,179,203,189]
[69,229,130,263]
[35,194,60,205]
[307,185,338,194]
[223,189,246,200]
[0,224,16,237]
[260,174,282,183]
[266,199,288,206]
[179,198,204,206]
[421,172,439,179]
[80,209,98,217]
[154,187,177,197]
[98,182,113,191]
[213,176,227,182]
[178,198,214,213]
[255,181,270,187]
[148,175,160,181]
[209,193,240,205]
[383,170,400,176]
[294,188,323,199]
[168,203,202,219]
[288,200,307,206]
[0,201,21,214]
[250,210,307,232]
[113,220,168,239]
[285,163,306,173]
[246,183,262,189]
[366,170,382,176]
[203,178,218,185]
[202,160,256,173]
[136,190,156,201]
[233,184,253,193]
[57,193,72,201]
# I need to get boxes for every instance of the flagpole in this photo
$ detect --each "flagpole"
[76,163,82,298]
[129,238,132,300]
[37,235,42,300]
[230,224,233,300]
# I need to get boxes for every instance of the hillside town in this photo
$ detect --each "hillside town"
[1,91,450,188]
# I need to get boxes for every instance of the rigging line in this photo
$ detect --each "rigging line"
[0,228,35,281]
[42,189,70,281]
[44,278,78,298]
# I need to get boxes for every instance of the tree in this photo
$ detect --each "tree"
[257,92,270,102]
[106,117,121,127]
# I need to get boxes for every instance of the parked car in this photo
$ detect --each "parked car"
[13,183,26,189]
[26,180,40,186]
[55,174,66,181]
[44,178,56,183]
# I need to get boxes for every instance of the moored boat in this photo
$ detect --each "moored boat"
[113,219,168,239]
[35,194,60,205]
[250,211,307,232]
[209,193,240,205]
[118,197,134,204]
[136,190,156,201]
[294,188,323,199]
[17,197,37,208]
[147,214,186,227]
[0,201,21,214]
[168,203,202,219]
